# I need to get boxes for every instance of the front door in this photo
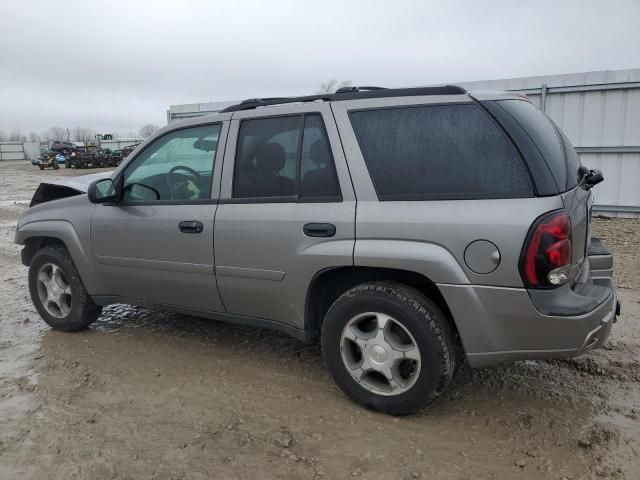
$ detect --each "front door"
[91,121,229,312]
[214,104,356,329]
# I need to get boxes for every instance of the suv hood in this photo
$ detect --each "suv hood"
[50,171,112,192]
[30,171,112,207]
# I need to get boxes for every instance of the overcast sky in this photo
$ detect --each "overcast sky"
[1,0,639,136]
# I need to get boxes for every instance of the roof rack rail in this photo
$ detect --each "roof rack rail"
[240,97,288,105]
[221,85,467,113]
[335,85,387,93]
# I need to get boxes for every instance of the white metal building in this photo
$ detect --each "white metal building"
[167,101,238,124]
[167,68,640,217]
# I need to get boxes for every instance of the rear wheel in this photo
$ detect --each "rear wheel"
[28,245,101,331]
[52,159,59,169]
[39,165,45,170]
[321,282,455,415]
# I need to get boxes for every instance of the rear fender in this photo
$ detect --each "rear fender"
[354,239,470,285]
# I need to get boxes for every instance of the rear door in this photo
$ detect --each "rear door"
[214,103,356,329]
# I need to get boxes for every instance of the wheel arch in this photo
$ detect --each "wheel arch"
[305,266,460,348]
[16,220,100,294]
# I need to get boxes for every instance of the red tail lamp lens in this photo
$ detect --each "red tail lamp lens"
[522,211,572,287]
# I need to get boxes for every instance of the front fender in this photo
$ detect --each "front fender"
[15,219,101,294]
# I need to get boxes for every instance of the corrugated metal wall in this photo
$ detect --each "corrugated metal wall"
[0,142,25,161]
[457,69,640,217]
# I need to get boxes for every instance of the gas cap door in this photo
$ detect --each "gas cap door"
[464,240,500,274]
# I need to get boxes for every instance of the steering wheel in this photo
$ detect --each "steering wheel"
[167,165,204,200]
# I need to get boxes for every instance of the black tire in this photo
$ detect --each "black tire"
[53,159,59,170]
[39,165,45,170]
[28,245,102,332]
[321,282,455,415]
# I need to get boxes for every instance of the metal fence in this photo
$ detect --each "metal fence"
[457,68,640,217]
[0,142,25,161]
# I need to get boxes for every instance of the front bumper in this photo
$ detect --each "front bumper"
[439,236,618,368]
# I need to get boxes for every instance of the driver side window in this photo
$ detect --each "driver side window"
[123,124,221,202]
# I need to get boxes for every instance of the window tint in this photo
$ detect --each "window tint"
[497,100,571,191]
[350,104,532,200]
[233,116,301,198]
[123,124,220,202]
[233,114,341,200]
[557,127,582,189]
[300,115,340,198]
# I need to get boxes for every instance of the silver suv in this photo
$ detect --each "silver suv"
[15,86,619,414]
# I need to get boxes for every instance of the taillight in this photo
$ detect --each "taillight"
[521,211,572,288]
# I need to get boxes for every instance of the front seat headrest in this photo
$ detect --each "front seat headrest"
[255,142,286,173]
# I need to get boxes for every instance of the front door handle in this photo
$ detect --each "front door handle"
[179,221,203,234]
[303,223,336,238]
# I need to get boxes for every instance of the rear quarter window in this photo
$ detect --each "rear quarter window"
[349,104,533,200]
[557,127,582,189]
[496,100,579,191]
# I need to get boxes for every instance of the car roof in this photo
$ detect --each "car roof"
[165,86,530,132]
[221,85,467,112]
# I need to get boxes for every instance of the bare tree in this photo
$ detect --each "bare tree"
[316,79,353,94]
[28,131,41,143]
[139,124,159,138]
[0,129,7,142]
[71,126,95,144]
[8,129,27,142]
[48,126,68,141]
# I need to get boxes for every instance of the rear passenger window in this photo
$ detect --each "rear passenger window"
[233,116,301,198]
[350,104,533,200]
[233,114,341,201]
[300,115,340,199]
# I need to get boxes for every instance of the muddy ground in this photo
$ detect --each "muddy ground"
[0,160,638,479]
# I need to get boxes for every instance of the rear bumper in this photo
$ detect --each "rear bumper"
[439,237,617,367]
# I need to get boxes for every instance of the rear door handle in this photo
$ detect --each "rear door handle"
[303,223,336,238]
[179,221,203,234]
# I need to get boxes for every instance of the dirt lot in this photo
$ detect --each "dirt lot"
[0,160,639,479]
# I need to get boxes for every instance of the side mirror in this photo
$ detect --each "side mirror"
[586,168,604,188]
[88,178,118,203]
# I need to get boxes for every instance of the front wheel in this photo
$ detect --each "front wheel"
[321,282,456,415]
[28,245,102,331]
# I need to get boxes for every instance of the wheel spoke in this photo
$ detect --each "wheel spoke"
[349,363,368,381]
[58,298,71,316]
[403,345,420,361]
[380,367,400,390]
[343,325,367,349]
[391,344,420,361]
[38,271,50,284]
[374,313,391,341]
